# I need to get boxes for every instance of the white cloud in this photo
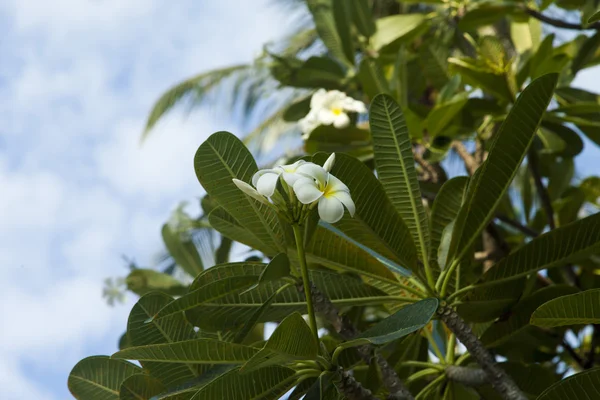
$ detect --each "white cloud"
[0,0,289,398]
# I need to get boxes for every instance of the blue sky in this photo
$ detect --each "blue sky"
[0,1,289,398]
[1,2,600,399]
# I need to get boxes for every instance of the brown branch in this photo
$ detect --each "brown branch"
[452,141,478,176]
[336,367,379,400]
[446,366,488,387]
[528,149,580,286]
[414,149,439,183]
[438,305,527,400]
[495,214,540,237]
[298,282,415,400]
[524,7,600,31]
[528,149,555,230]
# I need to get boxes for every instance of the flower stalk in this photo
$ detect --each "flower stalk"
[293,223,319,342]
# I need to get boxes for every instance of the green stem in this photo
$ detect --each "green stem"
[405,368,440,385]
[293,223,319,342]
[423,326,446,364]
[398,361,445,371]
[446,333,456,364]
[437,258,460,297]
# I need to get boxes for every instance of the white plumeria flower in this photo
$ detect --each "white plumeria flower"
[293,161,355,224]
[250,160,307,197]
[298,89,367,137]
[232,179,271,205]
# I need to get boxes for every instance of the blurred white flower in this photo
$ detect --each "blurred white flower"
[293,161,355,223]
[102,277,126,306]
[299,89,367,138]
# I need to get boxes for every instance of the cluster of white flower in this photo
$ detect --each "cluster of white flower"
[233,154,355,224]
[298,89,367,138]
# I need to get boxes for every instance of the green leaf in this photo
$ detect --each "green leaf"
[272,56,345,89]
[537,368,600,400]
[162,224,204,277]
[153,274,257,319]
[312,152,418,272]
[447,74,558,267]
[142,65,248,139]
[448,57,513,101]
[531,289,600,327]
[357,57,389,99]
[194,132,285,254]
[125,269,187,297]
[305,126,372,161]
[572,32,600,74]
[306,0,353,64]
[345,298,439,347]
[476,362,558,399]
[68,356,141,400]
[185,265,392,330]
[419,42,450,90]
[259,253,291,283]
[119,374,165,400]
[241,312,318,371]
[163,366,297,400]
[458,5,516,31]
[430,177,468,272]
[588,10,600,23]
[283,95,311,122]
[126,292,201,387]
[233,291,280,344]
[427,97,468,137]
[482,211,600,284]
[456,280,525,323]
[349,0,375,37]
[369,94,431,262]
[332,0,354,63]
[209,207,273,254]
[113,339,259,364]
[371,14,427,52]
[480,285,578,347]
[540,120,584,157]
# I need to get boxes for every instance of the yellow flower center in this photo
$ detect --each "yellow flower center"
[331,108,343,116]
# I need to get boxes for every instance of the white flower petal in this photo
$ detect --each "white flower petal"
[255,172,280,197]
[331,190,355,217]
[333,112,350,128]
[310,89,328,109]
[293,177,324,204]
[232,179,269,204]
[323,153,335,172]
[252,168,280,187]
[318,196,345,223]
[317,109,336,125]
[296,163,328,185]
[351,100,367,113]
[326,174,350,193]
[282,171,302,186]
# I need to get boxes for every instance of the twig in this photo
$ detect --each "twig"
[528,149,555,230]
[446,366,488,387]
[336,367,379,400]
[495,214,540,237]
[585,324,600,369]
[524,7,600,31]
[528,149,580,286]
[298,282,415,400]
[413,149,439,183]
[437,305,527,400]
[451,141,478,176]
[562,337,585,368]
